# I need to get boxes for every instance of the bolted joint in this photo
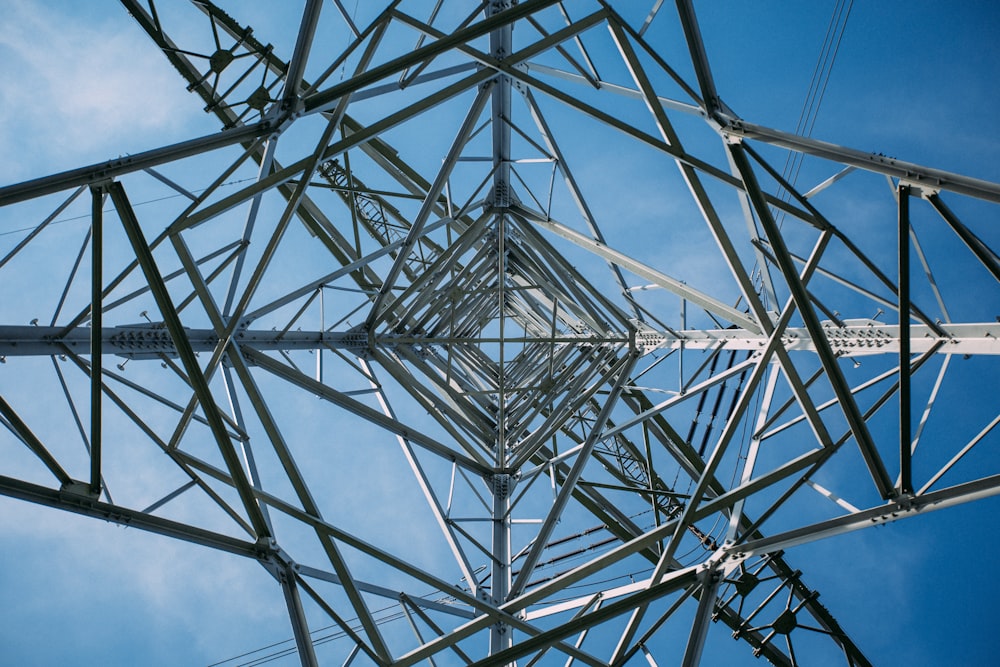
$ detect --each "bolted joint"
[255,538,299,582]
[491,473,513,499]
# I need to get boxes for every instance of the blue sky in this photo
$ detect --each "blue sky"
[1,2,999,666]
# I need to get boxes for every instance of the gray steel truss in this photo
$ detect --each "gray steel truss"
[1,2,998,665]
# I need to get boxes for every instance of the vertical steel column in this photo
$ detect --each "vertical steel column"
[489,0,513,208]
[89,185,104,496]
[488,3,515,662]
[898,184,912,494]
[490,472,513,658]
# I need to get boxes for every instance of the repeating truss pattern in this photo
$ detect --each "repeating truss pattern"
[1,1,998,665]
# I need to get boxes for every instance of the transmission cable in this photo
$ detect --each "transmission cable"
[777,0,854,207]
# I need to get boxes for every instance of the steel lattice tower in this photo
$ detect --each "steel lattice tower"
[1,2,998,665]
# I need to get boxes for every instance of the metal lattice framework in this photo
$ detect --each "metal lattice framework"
[2,1,999,665]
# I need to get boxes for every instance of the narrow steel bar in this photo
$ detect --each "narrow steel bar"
[280,0,324,107]
[51,226,92,328]
[244,347,492,474]
[508,352,639,599]
[898,184,912,494]
[0,121,270,207]
[680,569,721,667]
[359,358,481,594]
[293,577,385,666]
[674,0,722,116]
[298,564,475,619]
[731,473,1000,560]
[0,397,75,487]
[230,22,389,332]
[727,142,895,499]
[0,474,260,557]
[303,0,562,114]
[926,193,1000,282]
[517,209,760,333]
[520,88,639,319]
[108,180,271,538]
[278,566,321,667]
[169,233,394,662]
[365,84,493,330]
[0,186,85,269]
[223,137,279,317]
[89,185,103,496]
[466,566,701,667]
[722,119,1000,204]
[918,412,1000,495]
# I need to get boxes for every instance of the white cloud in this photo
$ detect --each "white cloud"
[0,1,206,183]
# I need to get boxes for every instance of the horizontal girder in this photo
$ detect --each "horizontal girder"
[2,320,996,359]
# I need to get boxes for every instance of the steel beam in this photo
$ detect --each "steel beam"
[89,185,104,496]
[721,119,1000,204]
[0,473,260,557]
[899,185,913,494]
[0,122,270,207]
[109,180,272,538]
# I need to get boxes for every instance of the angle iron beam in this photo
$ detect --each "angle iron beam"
[927,193,1000,283]
[899,185,913,494]
[723,119,1000,204]
[727,143,896,499]
[277,564,321,667]
[108,180,272,537]
[280,0,324,108]
[730,473,1000,561]
[244,346,492,474]
[673,0,723,118]
[508,352,639,599]
[0,397,75,488]
[0,473,260,558]
[0,121,270,207]
[303,0,563,114]
[518,210,760,333]
[89,185,104,496]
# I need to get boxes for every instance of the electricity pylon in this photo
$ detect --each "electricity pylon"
[1,2,998,665]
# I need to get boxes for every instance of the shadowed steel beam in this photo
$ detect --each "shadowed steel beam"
[0,398,75,488]
[727,142,896,499]
[674,0,721,116]
[280,0,323,108]
[899,184,913,494]
[681,568,721,667]
[0,122,270,207]
[109,180,272,538]
[0,473,260,557]
[730,473,1000,560]
[303,0,563,114]
[276,565,321,667]
[927,193,1000,282]
[722,119,1000,204]
[89,185,103,496]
